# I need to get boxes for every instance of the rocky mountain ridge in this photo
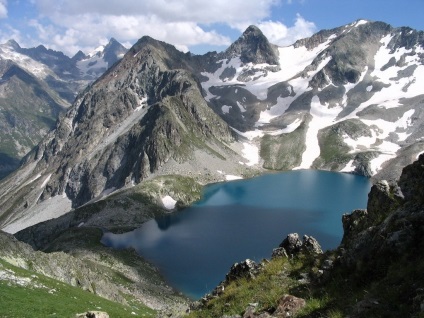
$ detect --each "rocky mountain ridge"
[1,19,424,234]
[0,38,127,179]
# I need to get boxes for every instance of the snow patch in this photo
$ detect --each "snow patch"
[162,195,177,210]
[241,142,259,166]
[40,174,52,189]
[236,101,246,113]
[295,96,343,169]
[340,159,355,173]
[231,127,264,140]
[225,175,243,181]
[221,105,232,114]
[354,20,369,27]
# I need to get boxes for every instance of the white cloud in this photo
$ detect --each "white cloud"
[34,0,279,24]
[26,0,281,55]
[258,14,317,46]
[19,1,316,56]
[0,0,7,19]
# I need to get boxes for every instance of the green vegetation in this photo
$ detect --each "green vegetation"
[187,255,314,318]
[0,259,155,318]
[260,121,307,170]
[186,246,424,318]
[313,119,371,170]
[137,174,203,207]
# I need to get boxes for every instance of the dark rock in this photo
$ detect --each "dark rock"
[398,153,424,205]
[225,25,280,65]
[322,259,334,270]
[367,180,403,221]
[341,209,370,246]
[226,259,260,282]
[271,247,288,259]
[75,311,109,318]
[302,235,323,254]
[278,233,323,256]
[279,233,302,255]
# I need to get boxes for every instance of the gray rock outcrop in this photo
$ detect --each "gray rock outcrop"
[278,233,323,256]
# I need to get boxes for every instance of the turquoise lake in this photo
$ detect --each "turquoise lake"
[101,170,372,299]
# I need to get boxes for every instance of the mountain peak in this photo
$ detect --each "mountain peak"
[71,50,87,61]
[5,39,21,51]
[242,25,264,37]
[225,25,279,65]
[103,38,127,64]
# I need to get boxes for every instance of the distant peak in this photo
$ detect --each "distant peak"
[225,25,279,65]
[5,39,21,50]
[243,25,263,35]
[71,50,87,61]
[109,37,118,43]
[104,37,127,52]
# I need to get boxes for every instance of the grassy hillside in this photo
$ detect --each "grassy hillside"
[0,259,155,318]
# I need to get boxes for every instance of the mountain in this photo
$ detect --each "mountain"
[0,19,424,317]
[0,38,127,179]
[72,38,128,79]
[202,20,424,179]
[1,20,424,233]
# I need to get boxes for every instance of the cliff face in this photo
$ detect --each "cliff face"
[333,154,424,317]
[341,154,424,264]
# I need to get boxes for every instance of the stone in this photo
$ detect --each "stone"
[273,295,306,317]
[226,259,260,282]
[75,311,109,318]
[271,247,288,259]
[279,233,302,255]
[278,233,323,256]
[302,235,323,254]
[243,304,258,318]
[366,180,402,222]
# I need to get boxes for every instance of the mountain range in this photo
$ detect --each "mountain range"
[1,19,423,233]
[0,19,423,317]
[0,38,127,178]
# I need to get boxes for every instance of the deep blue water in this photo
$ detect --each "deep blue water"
[101,170,371,299]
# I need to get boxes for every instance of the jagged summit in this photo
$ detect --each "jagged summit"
[4,39,21,50]
[225,25,279,65]
[71,50,86,61]
[102,37,127,65]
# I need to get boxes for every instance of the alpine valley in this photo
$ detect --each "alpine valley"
[0,19,424,317]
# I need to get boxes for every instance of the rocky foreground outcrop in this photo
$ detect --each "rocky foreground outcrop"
[188,154,424,318]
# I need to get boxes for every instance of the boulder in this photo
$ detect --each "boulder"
[302,235,323,254]
[278,233,323,256]
[279,233,302,255]
[273,295,306,317]
[366,180,403,222]
[271,247,288,259]
[75,311,109,318]
[226,259,260,282]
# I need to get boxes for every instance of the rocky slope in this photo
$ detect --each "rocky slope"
[0,34,249,233]
[0,39,127,179]
[0,228,188,314]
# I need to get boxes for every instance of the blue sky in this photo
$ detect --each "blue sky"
[0,0,423,56]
